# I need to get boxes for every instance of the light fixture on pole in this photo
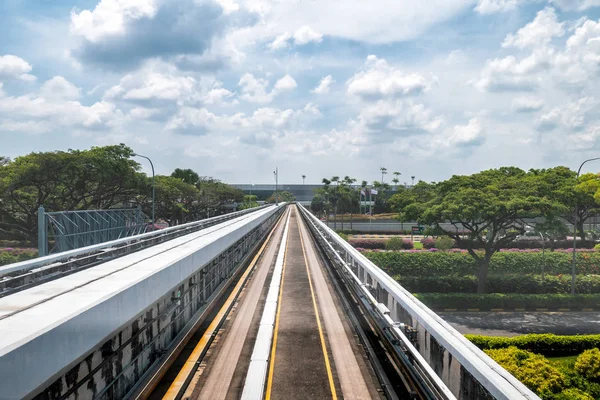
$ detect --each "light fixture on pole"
[302,174,306,185]
[273,167,278,206]
[572,157,600,294]
[132,153,155,227]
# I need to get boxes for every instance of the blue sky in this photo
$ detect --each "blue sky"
[2,0,600,184]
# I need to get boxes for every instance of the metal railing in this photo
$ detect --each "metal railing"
[298,204,540,400]
[1,206,272,296]
[38,206,149,256]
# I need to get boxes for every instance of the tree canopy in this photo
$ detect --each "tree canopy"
[0,145,244,242]
[400,167,567,293]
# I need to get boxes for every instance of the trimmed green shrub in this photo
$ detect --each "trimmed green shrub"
[435,236,454,251]
[365,251,600,277]
[595,244,600,251]
[466,334,600,357]
[414,293,600,311]
[575,349,600,382]
[485,346,565,397]
[396,274,600,294]
[336,232,348,241]
[348,239,386,250]
[385,237,404,250]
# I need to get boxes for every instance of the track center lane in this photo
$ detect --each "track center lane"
[297,210,374,400]
[267,208,335,400]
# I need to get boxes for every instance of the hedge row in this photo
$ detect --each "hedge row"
[366,251,600,276]
[467,334,600,357]
[413,293,600,310]
[397,274,600,294]
[453,239,597,250]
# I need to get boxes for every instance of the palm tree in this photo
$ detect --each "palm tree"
[321,178,331,223]
[329,176,341,229]
[302,174,306,185]
[380,167,388,183]
[393,171,401,190]
[342,176,357,230]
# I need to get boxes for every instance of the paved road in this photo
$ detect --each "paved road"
[439,312,600,337]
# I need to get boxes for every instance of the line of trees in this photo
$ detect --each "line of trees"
[0,144,244,243]
[310,166,600,294]
[392,166,600,293]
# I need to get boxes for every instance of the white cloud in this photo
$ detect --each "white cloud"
[238,73,272,103]
[536,97,595,131]
[549,0,600,11]
[502,7,564,49]
[238,73,296,103]
[166,103,320,137]
[474,49,553,92]
[269,32,292,50]
[214,0,240,14]
[40,76,81,100]
[347,55,435,100]
[245,0,476,44]
[312,75,334,94]
[449,118,484,146]
[0,55,36,81]
[512,96,544,112]
[166,107,217,134]
[70,0,157,42]
[293,26,323,45]
[274,74,297,91]
[128,106,161,119]
[203,86,235,104]
[105,71,197,102]
[0,80,121,132]
[474,0,523,15]
[355,99,444,139]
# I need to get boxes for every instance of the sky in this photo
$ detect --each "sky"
[2,0,600,184]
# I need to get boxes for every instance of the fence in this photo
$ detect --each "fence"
[38,206,148,256]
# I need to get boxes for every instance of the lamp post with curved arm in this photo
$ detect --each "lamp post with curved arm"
[133,153,155,226]
[572,157,600,294]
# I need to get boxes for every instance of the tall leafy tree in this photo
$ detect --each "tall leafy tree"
[401,168,564,293]
[0,144,144,242]
[171,168,200,185]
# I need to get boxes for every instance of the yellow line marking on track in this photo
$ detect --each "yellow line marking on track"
[265,213,290,400]
[298,215,338,400]
[161,213,283,400]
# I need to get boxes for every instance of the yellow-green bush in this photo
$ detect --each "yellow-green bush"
[485,346,565,397]
[575,349,600,382]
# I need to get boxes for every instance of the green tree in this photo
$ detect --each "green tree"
[239,195,259,210]
[266,190,295,203]
[0,145,144,242]
[171,168,200,185]
[401,168,564,293]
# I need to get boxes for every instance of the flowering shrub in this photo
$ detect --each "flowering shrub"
[348,239,386,250]
[420,238,436,249]
[0,248,37,266]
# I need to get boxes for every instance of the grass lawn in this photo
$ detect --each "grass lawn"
[549,355,578,370]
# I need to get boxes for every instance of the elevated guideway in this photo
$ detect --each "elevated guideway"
[0,203,540,400]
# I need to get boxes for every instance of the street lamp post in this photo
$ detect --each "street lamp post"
[302,174,306,185]
[273,167,278,206]
[133,153,155,226]
[572,157,600,295]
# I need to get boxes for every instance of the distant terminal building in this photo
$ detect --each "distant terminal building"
[232,184,321,205]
